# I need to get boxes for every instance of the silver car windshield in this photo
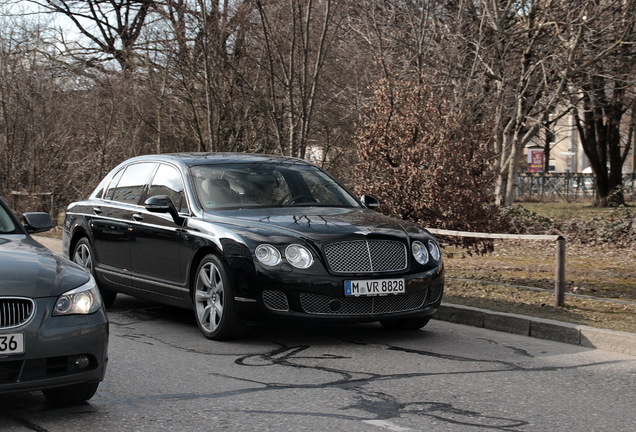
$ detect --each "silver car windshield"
[0,204,17,234]
[191,163,361,210]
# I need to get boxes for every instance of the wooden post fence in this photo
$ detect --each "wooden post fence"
[426,228,566,307]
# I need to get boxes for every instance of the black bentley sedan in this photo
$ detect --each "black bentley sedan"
[63,153,444,340]
[0,197,108,404]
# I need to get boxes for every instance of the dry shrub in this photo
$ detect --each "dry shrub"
[503,204,636,248]
[353,79,505,252]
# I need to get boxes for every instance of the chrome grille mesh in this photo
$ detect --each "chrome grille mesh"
[299,289,427,315]
[262,290,290,312]
[0,298,35,329]
[324,240,407,273]
[427,282,444,303]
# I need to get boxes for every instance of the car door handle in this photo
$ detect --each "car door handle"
[93,207,102,214]
[132,213,144,221]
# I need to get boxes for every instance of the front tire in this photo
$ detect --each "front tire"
[193,254,247,341]
[72,237,117,307]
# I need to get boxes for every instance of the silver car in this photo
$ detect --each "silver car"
[0,197,108,404]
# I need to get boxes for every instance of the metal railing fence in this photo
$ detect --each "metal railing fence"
[516,173,636,200]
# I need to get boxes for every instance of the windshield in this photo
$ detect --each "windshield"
[191,163,361,210]
[0,202,18,234]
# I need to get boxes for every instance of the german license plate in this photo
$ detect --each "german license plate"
[0,333,24,355]
[344,278,405,296]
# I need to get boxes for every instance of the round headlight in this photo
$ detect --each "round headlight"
[73,292,94,314]
[55,297,72,314]
[255,244,282,266]
[412,241,429,265]
[285,244,314,269]
[428,240,441,261]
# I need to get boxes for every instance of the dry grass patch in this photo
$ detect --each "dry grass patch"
[442,240,636,333]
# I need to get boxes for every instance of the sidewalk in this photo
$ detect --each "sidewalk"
[35,236,636,357]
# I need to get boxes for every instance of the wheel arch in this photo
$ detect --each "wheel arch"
[187,244,224,301]
[186,238,255,303]
[68,226,91,259]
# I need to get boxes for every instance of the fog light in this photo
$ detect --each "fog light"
[74,355,90,370]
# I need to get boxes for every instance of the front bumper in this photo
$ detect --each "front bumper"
[0,300,108,395]
[234,262,445,322]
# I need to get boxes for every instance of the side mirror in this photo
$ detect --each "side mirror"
[145,195,185,226]
[23,212,54,234]
[360,194,380,209]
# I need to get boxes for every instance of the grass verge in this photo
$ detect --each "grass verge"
[444,279,636,334]
[442,200,636,334]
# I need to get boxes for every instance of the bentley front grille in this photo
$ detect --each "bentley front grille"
[299,289,427,315]
[324,240,407,273]
[262,290,290,312]
[427,282,444,303]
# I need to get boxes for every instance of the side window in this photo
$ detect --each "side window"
[104,168,125,201]
[147,164,187,212]
[108,162,156,205]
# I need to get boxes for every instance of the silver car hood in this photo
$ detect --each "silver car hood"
[0,235,90,298]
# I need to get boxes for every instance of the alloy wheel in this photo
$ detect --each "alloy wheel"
[195,261,225,333]
[73,241,93,272]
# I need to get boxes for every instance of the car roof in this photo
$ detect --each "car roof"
[126,153,312,168]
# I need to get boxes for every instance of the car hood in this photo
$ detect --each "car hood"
[0,235,90,298]
[205,207,433,243]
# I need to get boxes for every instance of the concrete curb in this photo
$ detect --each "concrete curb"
[434,303,636,357]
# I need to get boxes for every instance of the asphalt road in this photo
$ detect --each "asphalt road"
[1,294,635,432]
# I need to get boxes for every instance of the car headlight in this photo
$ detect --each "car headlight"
[255,244,282,266]
[412,241,429,265]
[53,276,103,315]
[428,240,441,261]
[285,244,314,269]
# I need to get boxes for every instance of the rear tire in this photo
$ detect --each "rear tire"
[72,237,117,307]
[193,254,248,341]
[380,316,431,331]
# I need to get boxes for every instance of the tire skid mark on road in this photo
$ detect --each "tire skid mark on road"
[96,319,634,430]
[9,304,633,431]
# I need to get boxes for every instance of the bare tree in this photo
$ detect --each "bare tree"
[28,0,154,72]
[435,0,636,207]
[255,0,341,159]
[0,23,63,205]
[150,0,273,153]
[457,1,577,206]
[560,0,636,206]
[0,6,163,210]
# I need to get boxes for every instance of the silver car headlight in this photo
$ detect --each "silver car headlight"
[411,241,430,265]
[53,276,103,315]
[255,244,282,266]
[428,240,441,262]
[285,244,314,269]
